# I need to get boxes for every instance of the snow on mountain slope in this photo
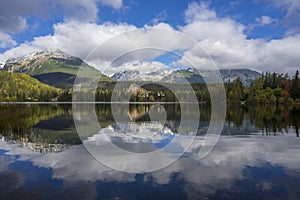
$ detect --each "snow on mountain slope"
[2,49,98,76]
[111,68,261,85]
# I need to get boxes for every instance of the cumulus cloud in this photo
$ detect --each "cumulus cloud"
[106,61,168,75]
[0,0,96,34]
[0,0,124,34]
[177,2,300,74]
[255,16,277,26]
[0,32,17,48]
[85,23,191,69]
[0,1,300,75]
[0,21,136,63]
[99,0,123,9]
[55,0,99,22]
[150,10,168,25]
[259,0,300,35]
[184,2,217,23]
[258,34,300,72]
[0,16,27,34]
[0,21,191,72]
[1,134,300,196]
[0,0,47,34]
[266,0,300,19]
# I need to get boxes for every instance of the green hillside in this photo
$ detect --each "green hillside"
[3,50,114,89]
[4,56,101,78]
[0,71,61,102]
[3,50,98,76]
[19,59,98,77]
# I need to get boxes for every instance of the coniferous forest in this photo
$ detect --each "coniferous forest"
[0,70,299,104]
[227,70,300,104]
[0,71,61,102]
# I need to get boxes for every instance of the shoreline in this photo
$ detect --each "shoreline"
[0,101,207,104]
[0,101,298,105]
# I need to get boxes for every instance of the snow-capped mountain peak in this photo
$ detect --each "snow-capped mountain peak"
[111,68,261,85]
[6,49,77,64]
[111,68,175,82]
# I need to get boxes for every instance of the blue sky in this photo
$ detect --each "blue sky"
[0,0,299,74]
[0,0,289,46]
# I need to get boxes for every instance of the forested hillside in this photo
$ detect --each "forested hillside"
[0,71,61,101]
[227,70,300,104]
[2,50,113,89]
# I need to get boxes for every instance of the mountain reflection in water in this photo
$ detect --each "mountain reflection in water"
[0,103,299,199]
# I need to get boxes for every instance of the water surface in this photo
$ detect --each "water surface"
[0,104,299,199]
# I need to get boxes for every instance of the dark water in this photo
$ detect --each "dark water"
[0,104,299,199]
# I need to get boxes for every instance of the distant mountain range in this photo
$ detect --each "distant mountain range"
[1,50,261,89]
[111,68,261,86]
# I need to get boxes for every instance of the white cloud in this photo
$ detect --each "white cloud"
[0,0,124,34]
[255,15,277,26]
[1,1,300,75]
[0,21,193,73]
[107,61,168,75]
[151,10,168,25]
[0,16,27,34]
[181,3,249,54]
[260,0,300,35]
[184,2,217,23]
[267,0,300,17]
[99,0,123,9]
[258,34,300,73]
[0,32,17,48]
[55,0,99,22]
[0,21,136,63]
[0,0,46,34]
[1,134,300,195]
[177,2,300,74]
[0,0,97,34]
[177,2,256,69]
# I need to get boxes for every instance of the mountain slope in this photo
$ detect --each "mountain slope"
[111,68,261,86]
[0,71,61,101]
[2,50,113,89]
[32,72,77,89]
[219,69,261,86]
[3,50,96,76]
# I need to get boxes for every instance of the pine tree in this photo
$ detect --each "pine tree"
[291,70,300,99]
